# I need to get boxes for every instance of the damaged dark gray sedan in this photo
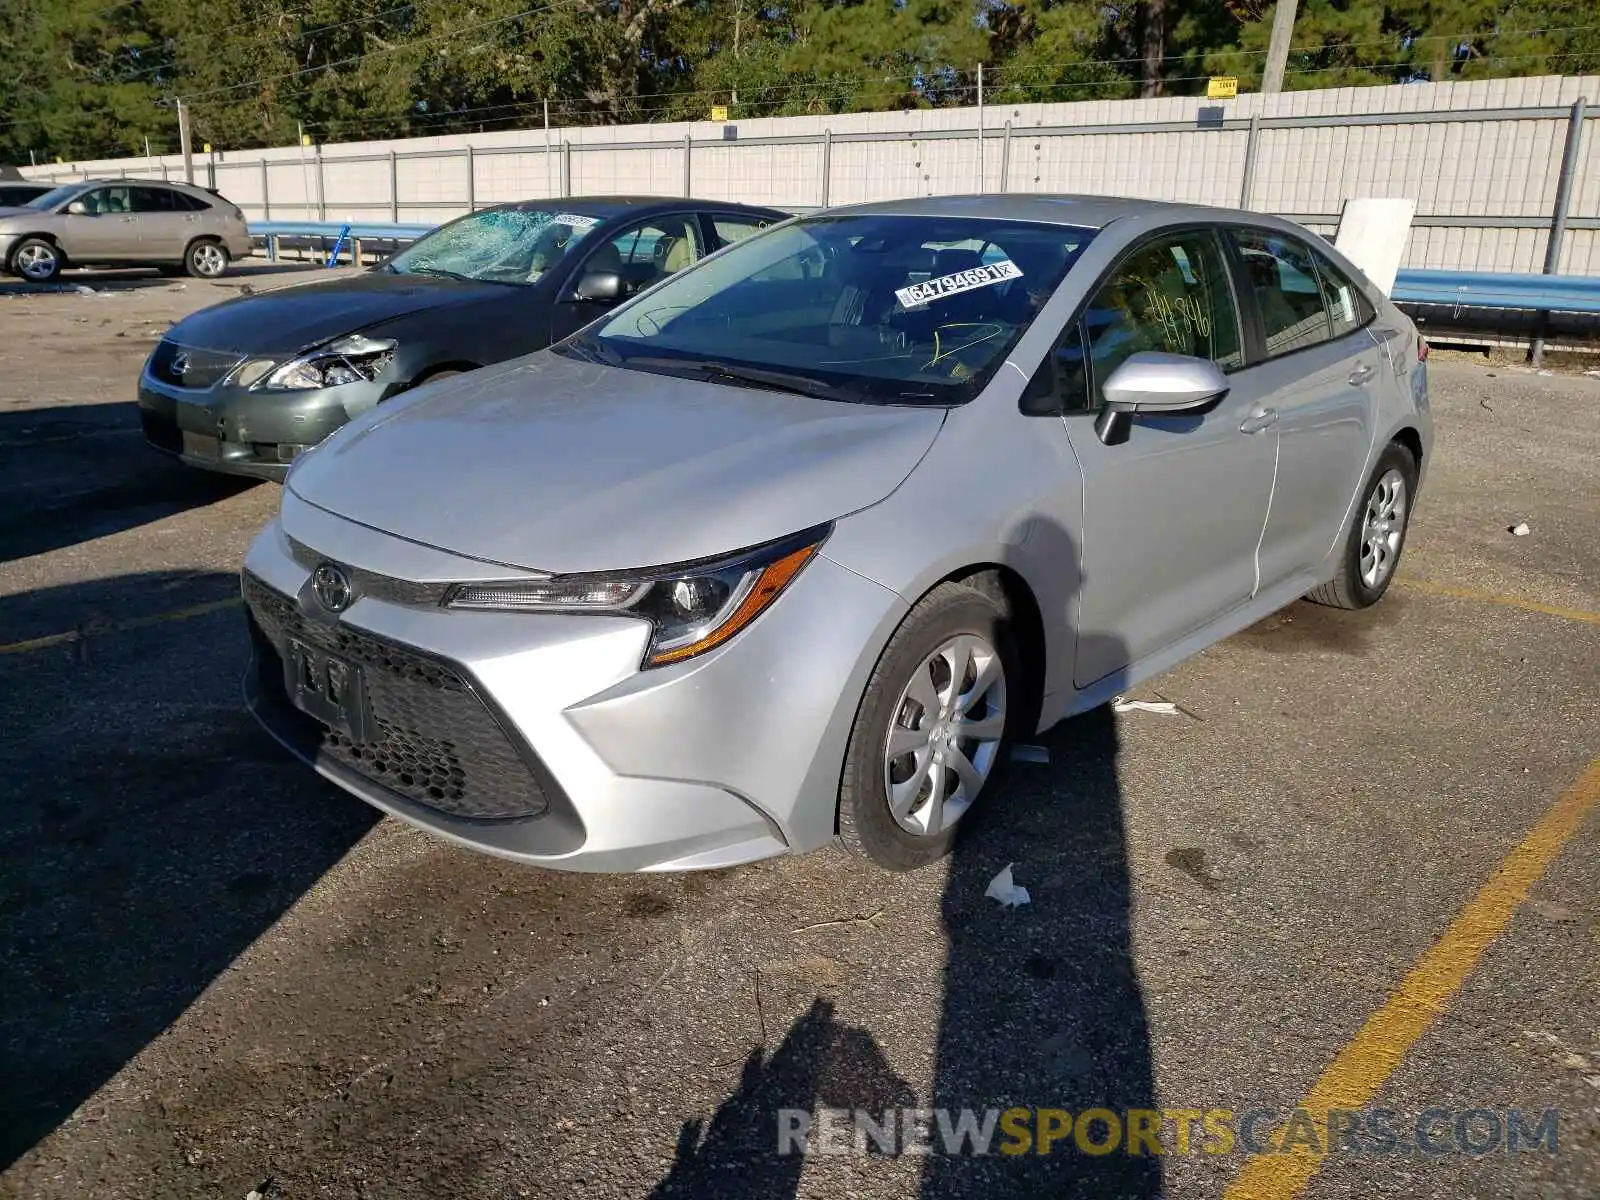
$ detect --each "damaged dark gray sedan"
[137,196,783,479]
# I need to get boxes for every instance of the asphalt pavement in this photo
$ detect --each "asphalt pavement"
[0,268,1595,1199]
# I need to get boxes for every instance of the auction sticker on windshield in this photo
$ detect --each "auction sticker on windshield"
[896,260,1023,308]
[552,213,601,228]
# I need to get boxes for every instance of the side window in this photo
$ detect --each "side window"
[709,214,771,249]
[1312,249,1373,338]
[588,216,705,296]
[1232,229,1334,356]
[131,186,175,213]
[70,188,106,214]
[1025,320,1092,415]
[178,191,212,211]
[78,186,132,214]
[1083,229,1242,404]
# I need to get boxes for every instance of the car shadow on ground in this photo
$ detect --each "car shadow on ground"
[649,508,1160,1198]
[0,401,258,564]
[0,570,378,1169]
[0,260,319,295]
[648,700,1156,1198]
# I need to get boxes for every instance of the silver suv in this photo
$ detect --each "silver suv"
[0,179,252,282]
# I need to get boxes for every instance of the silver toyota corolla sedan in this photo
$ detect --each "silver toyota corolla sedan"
[242,195,1432,873]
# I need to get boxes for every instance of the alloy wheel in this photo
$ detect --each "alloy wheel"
[191,243,227,277]
[1360,467,1407,589]
[883,634,1007,836]
[15,243,58,281]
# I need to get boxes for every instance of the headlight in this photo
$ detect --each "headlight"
[445,526,829,667]
[262,333,396,390]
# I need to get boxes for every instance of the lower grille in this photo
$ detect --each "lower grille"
[148,340,243,389]
[243,572,549,821]
[140,407,182,453]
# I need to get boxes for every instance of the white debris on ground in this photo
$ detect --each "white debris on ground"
[985,863,1031,908]
[1510,521,1531,536]
[1112,696,1182,716]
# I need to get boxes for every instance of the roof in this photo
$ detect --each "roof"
[819,193,1210,229]
[497,195,787,219]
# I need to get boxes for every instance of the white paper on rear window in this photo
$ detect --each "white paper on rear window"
[895,260,1022,308]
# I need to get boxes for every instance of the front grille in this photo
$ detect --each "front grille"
[148,339,244,389]
[139,407,182,453]
[284,535,452,607]
[243,572,549,821]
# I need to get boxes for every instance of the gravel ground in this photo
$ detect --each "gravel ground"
[0,265,1596,1200]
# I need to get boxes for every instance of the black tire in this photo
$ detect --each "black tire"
[184,238,230,279]
[10,237,62,283]
[1307,441,1419,610]
[838,579,1021,871]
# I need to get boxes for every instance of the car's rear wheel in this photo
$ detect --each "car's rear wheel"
[1307,441,1418,610]
[11,238,62,283]
[185,238,229,279]
[838,580,1019,870]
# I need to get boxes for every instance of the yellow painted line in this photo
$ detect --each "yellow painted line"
[1224,758,1600,1200]
[0,596,242,655]
[1399,578,1600,626]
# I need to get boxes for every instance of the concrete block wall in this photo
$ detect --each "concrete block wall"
[22,73,1598,273]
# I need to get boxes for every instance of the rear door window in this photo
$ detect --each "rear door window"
[708,214,773,249]
[131,186,178,213]
[1311,249,1374,339]
[1231,229,1335,357]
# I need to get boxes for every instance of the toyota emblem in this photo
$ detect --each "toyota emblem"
[311,563,353,613]
[170,351,190,378]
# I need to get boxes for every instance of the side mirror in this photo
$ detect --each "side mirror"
[1095,352,1228,445]
[572,270,624,303]
[66,200,89,215]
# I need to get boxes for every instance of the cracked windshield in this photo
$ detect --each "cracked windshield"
[572,215,1095,404]
[385,207,600,284]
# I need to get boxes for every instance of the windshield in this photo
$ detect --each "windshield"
[385,207,602,285]
[565,214,1095,404]
[26,183,89,210]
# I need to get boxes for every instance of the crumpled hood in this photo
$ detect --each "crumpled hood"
[163,270,510,355]
[287,350,946,574]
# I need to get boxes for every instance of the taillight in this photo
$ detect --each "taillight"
[1417,336,1430,363]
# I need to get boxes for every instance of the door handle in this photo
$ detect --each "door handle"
[1348,362,1375,386]
[1240,406,1279,435]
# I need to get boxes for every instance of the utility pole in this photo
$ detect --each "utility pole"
[975,63,984,193]
[176,97,195,183]
[731,0,741,109]
[1260,0,1300,94]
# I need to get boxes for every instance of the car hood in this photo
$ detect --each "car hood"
[286,351,946,574]
[163,271,521,355]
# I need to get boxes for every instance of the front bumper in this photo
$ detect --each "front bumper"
[240,502,907,872]
[138,369,386,481]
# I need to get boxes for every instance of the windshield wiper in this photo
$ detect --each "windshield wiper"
[621,356,854,402]
[393,266,482,284]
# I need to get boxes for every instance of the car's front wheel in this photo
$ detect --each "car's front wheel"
[11,238,62,283]
[838,580,1019,870]
[185,238,229,279]
[1307,440,1418,609]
